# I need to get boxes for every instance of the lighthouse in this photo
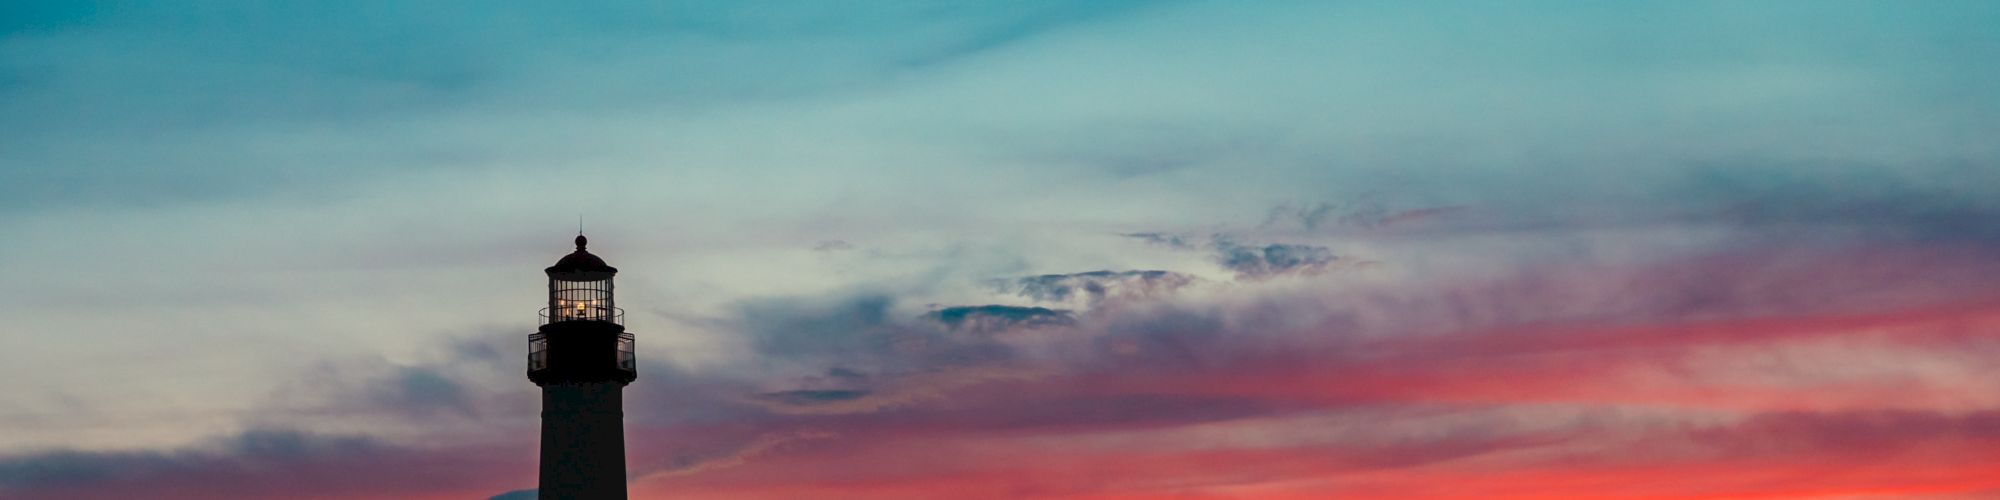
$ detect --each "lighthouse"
[529,234,637,499]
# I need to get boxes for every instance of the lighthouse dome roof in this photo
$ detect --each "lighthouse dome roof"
[546,234,618,276]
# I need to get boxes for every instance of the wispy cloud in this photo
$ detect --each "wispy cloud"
[1004,270,1198,307]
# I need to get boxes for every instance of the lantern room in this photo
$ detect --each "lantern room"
[530,234,636,385]
[543,234,621,325]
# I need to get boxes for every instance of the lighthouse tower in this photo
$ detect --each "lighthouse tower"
[529,234,637,499]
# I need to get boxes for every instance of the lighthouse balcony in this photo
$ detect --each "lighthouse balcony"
[527,331,637,383]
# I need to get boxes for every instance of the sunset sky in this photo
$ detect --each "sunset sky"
[4,1,2000,498]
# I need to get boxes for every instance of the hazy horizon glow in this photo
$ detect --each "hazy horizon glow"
[4,1,2000,499]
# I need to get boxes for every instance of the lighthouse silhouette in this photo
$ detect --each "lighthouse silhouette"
[529,234,637,499]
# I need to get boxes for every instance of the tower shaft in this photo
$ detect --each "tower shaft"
[539,382,627,500]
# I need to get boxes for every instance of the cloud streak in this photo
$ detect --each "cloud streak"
[1005,270,1198,307]
[0,428,531,500]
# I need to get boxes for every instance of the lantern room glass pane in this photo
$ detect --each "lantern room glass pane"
[550,278,615,322]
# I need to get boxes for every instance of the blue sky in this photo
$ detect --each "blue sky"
[4,2,2000,498]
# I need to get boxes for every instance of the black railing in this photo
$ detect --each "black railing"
[526,331,635,373]
[539,306,624,326]
[528,332,549,371]
[617,332,636,371]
